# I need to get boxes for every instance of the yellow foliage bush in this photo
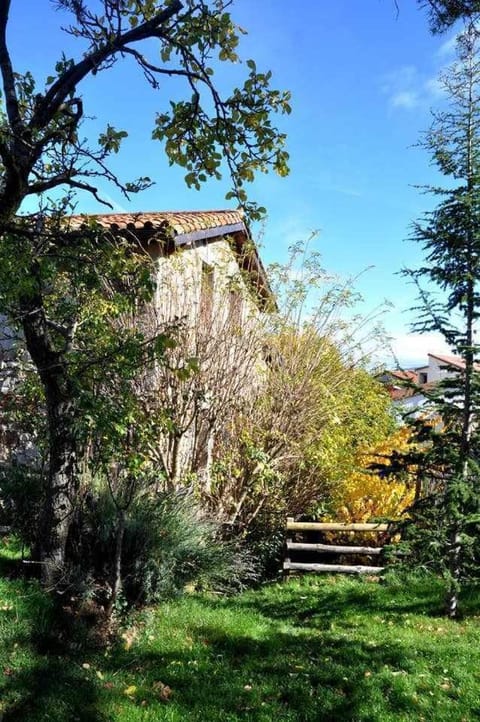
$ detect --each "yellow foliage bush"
[331,425,415,523]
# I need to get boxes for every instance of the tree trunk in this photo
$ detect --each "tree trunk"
[446,525,461,618]
[37,395,79,588]
[21,289,79,588]
[108,508,126,616]
[444,54,476,619]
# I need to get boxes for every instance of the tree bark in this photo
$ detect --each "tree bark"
[108,508,126,617]
[38,395,79,588]
[21,287,79,588]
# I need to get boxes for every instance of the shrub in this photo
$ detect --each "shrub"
[330,426,416,523]
[69,484,257,607]
[0,462,43,548]
[122,490,257,603]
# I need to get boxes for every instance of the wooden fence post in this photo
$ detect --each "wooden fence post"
[284,516,294,580]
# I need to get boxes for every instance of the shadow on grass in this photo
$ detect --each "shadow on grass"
[2,575,480,721]
[0,587,106,722]
[234,574,462,626]
[3,656,105,722]
[100,615,428,721]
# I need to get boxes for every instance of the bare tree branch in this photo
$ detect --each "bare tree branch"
[30,0,184,131]
[0,0,22,133]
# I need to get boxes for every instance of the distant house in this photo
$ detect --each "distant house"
[379,352,476,414]
[375,369,417,402]
[416,353,474,383]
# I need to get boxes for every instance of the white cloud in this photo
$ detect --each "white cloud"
[382,65,445,112]
[98,192,128,213]
[381,65,418,98]
[324,183,363,198]
[391,90,420,109]
[382,65,418,87]
[260,212,321,252]
[423,76,444,99]
[437,33,459,58]
[387,331,452,368]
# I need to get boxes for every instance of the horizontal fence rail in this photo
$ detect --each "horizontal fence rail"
[284,562,384,575]
[284,517,396,577]
[286,521,389,532]
[286,542,383,555]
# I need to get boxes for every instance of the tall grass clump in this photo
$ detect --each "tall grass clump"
[72,486,257,608]
[122,490,257,603]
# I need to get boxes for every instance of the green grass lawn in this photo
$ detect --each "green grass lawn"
[1,563,480,721]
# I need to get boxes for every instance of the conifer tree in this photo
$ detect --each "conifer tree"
[405,24,480,617]
[420,1,480,32]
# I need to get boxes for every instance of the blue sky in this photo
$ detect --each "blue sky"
[7,1,463,366]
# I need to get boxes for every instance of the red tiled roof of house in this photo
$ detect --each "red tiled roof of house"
[389,369,417,382]
[428,352,480,372]
[390,386,416,400]
[67,209,245,235]
[428,353,465,369]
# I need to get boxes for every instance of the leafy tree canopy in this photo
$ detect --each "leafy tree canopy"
[0,0,291,223]
[420,0,480,32]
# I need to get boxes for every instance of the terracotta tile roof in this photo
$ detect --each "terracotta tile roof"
[421,381,438,392]
[66,209,245,235]
[428,353,465,369]
[428,353,480,372]
[390,387,416,401]
[389,369,417,382]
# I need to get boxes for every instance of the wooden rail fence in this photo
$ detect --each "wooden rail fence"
[284,517,394,576]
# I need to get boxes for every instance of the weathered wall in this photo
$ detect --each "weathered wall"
[148,236,267,490]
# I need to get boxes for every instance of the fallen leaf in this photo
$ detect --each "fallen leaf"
[123,685,137,697]
[153,681,172,701]
[121,629,138,651]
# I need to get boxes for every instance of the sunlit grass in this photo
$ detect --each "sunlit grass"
[1,559,480,720]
